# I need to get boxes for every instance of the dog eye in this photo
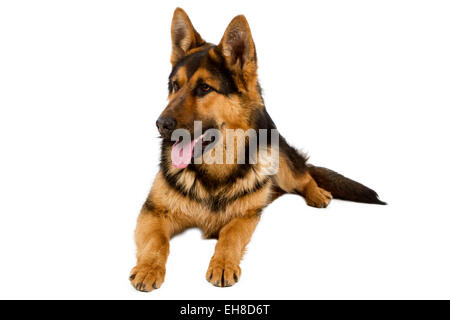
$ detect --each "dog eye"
[200,83,212,92]
[196,83,213,96]
[172,81,179,93]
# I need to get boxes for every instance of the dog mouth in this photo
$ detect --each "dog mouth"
[170,131,218,169]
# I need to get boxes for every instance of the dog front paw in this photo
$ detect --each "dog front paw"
[206,258,241,287]
[129,263,165,292]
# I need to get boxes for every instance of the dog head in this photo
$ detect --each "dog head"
[158,8,268,170]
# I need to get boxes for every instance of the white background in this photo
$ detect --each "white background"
[1,0,449,299]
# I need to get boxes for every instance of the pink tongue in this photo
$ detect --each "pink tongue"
[171,134,205,169]
[171,134,204,169]
[171,140,195,169]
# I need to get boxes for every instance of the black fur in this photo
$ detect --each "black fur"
[308,165,386,205]
[169,46,238,96]
[160,140,268,212]
[253,107,308,175]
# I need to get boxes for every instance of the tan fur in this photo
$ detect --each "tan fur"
[218,15,259,94]
[171,8,205,65]
[130,211,170,292]
[273,153,332,207]
[206,213,260,287]
[150,170,270,237]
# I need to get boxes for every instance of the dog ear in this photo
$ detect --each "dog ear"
[171,8,205,66]
[218,15,257,80]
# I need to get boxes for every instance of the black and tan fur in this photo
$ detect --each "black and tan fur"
[130,8,385,292]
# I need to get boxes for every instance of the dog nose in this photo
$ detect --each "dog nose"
[156,117,177,137]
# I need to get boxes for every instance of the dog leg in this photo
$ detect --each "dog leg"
[274,153,332,208]
[273,138,332,208]
[206,213,260,287]
[299,174,333,208]
[129,206,171,292]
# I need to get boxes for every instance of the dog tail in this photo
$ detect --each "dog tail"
[308,165,386,205]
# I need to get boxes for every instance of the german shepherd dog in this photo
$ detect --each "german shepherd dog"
[130,8,385,292]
